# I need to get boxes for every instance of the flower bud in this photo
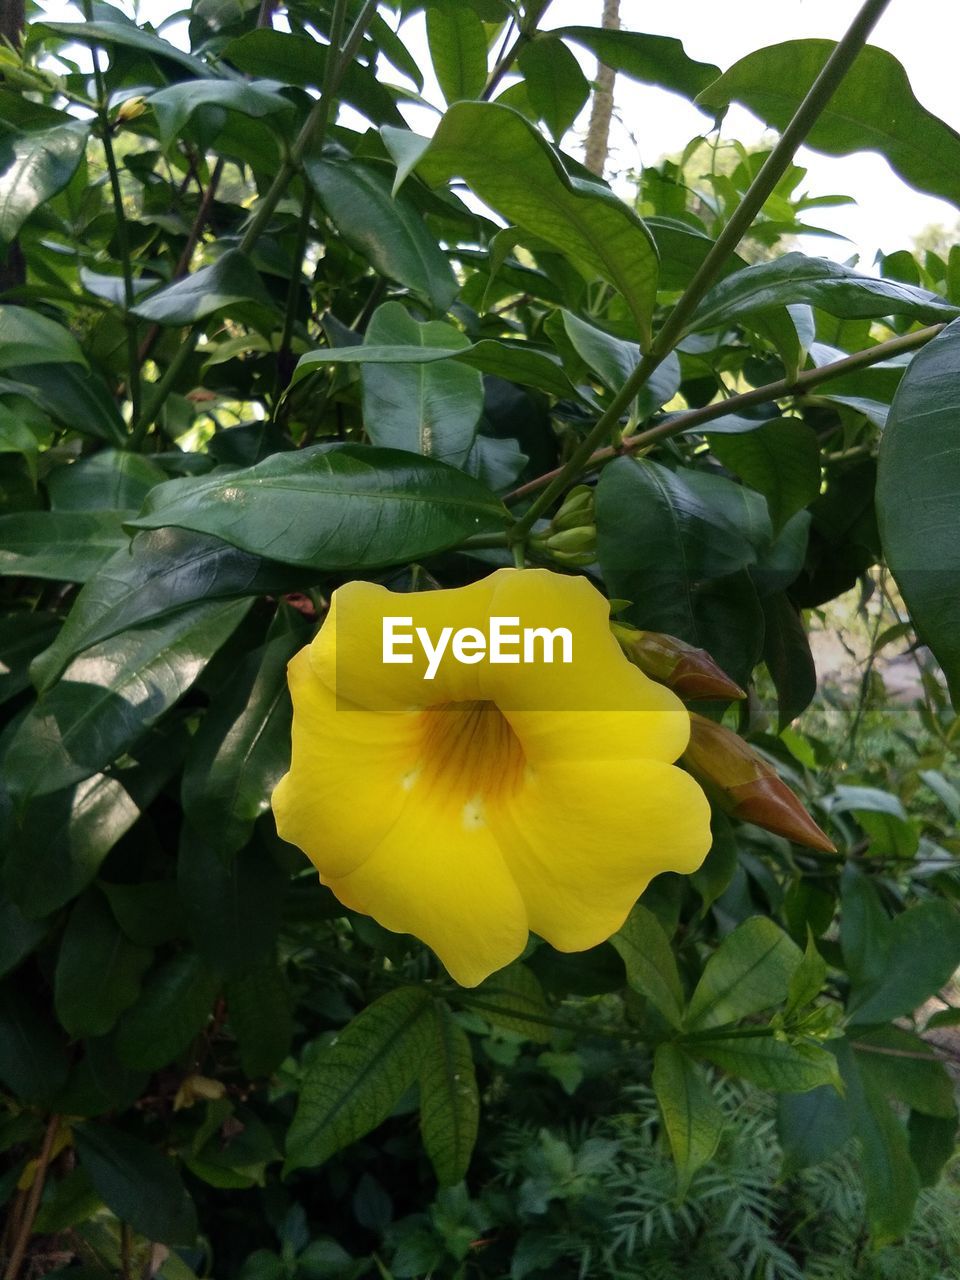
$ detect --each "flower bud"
[612,623,745,701]
[544,548,596,567]
[683,713,836,852]
[116,95,147,123]
[552,485,594,531]
[544,525,597,553]
[174,1073,227,1110]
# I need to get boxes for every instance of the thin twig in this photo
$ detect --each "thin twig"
[2,1115,61,1280]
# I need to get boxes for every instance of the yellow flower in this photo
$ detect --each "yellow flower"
[272,568,711,986]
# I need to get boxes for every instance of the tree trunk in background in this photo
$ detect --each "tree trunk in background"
[583,0,620,178]
[0,0,27,296]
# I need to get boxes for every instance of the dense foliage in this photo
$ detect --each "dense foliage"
[2,0,960,1275]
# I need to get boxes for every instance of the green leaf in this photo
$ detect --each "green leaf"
[708,418,820,535]
[0,510,130,582]
[853,1026,956,1118]
[610,904,684,1028]
[116,951,220,1071]
[908,1111,958,1187]
[596,455,766,686]
[147,78,294,148]
[835,1037,919,1247]
[47,449,167,513]
[102,880,183,948]
[556,26,720,101]
[693,1035,841,1093]
[0,121,89,249]
[285,987,435,1173]
[5,598,251,799]
[359,302,482,465]
[786,932,827,1016]
[686,917,803,1030]
[761,592,817,729]
[652,1043,723,1198]
[0,304,87,369]
[34,16,212,78]
[181,614,306,855]
[30,528,304,693]
[777,1084,851,1174]
[129,444,508,570]
[419,1003,479,1186]
[877,318,960,705]
[0,362,126,445]
[517,36,589,142]
[830,784,918,859]
[0,980,70,1103]
[697,39,960,208]
[691,810,738,915]
[0,610,58,705]
[226,963,294,1078]
[292,335,579,401]
[471,962,552,1042]
[846,900,960,1027]
[132,250,275,325]
[0,893,48,978]
[426,1,489,104]
[305,160,458,313]
[2,775,141,918]
[385,103,660,344]
[560,311,680,417]
[177,830,287,978]
[54,890,152,1038]
[74,1124,197,1246]
[690,253,958,333]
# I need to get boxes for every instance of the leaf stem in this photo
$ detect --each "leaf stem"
[504,322,944,504]
[506,0,892,542]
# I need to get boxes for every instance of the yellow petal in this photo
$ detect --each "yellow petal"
[490,757,711,951]
[325,802,529,987]
[272,650,423,878]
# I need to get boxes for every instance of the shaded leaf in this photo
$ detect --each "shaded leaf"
[54,890,152,1037]
[419,1002,479,1185]
[75,1124,197,1246]
[652,1043,723,1198]
[687,917,802,1030]
[0,510,130,582]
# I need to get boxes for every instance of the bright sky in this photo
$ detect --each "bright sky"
[41,0,960,267]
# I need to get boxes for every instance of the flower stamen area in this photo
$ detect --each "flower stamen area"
[415,700,527,824]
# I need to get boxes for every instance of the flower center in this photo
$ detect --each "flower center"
[413,700,526,813]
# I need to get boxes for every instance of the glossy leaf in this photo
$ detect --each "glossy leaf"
[305,160,458,312]
[0,304,87,370]
[285,987,435,1173]
[54,890,152,1037]
[877,318,960,705]
[0,121,89,249]
[419,1002,479,1186]
[698,40,960,208]
[132,250,275,325]
[47,450,167,513]
[0,511,130,582]
[147,78,294,147]
[385,102,660,343]
[129,444,508,569]
[4,598,251,798]
[708,418,821,535]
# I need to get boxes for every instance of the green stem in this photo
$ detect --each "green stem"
[84,0,141,421]
[482,0,551,99]
[131,0,377,444]
[504,322,944,505]
[506,0,892,542]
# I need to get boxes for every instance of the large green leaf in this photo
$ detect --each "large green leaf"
[384,102,660,344]
[34,17,212,78]
[419,1002,479,1186]
[690,253,958,334]
[285,987,435,1173]
[845,899,960,1027]
[877,319,960,705]
[471,963,551,1042]
[31,528,305,693]
[560,311,680,418]
[0,304,87,368]
[4,598,251,798]
[652,1044,723,1198]
[517,36,589,142]
[181,611,307,856]
[697,40,960,208]
[0,510,130,582]
[116,951,220,1071]
[177,831,287,977]
[305,160,458,313]
[47,450,166,513]
[686,917,803,1031]
[132,250,275,325]
[74,1124,197,1246]
[54,890,152,1037]
[0,121,89,249]
[0,362,126,445]
[359,302,482,465]
[693,1035,841,1093]
[147,78,294,148]
[708,418,821,535]
[556,26,720,101]
[426,1,488,104]
[610,905,684,1028]
[129,444,508,569]
[853,1026,956,1119]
